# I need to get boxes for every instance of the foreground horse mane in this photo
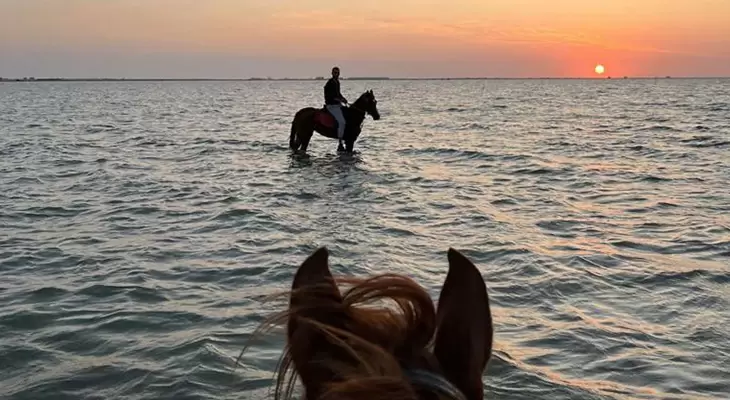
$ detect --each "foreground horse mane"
[266,274,437,400]
[242,247,493,400]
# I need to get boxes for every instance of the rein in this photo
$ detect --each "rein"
[348,103,367,114]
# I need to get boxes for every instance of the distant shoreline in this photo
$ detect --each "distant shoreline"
[1,76,727,83]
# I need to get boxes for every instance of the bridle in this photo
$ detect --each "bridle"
[404,369,468,400]
[298,369,467,400]
[346,95,376,118]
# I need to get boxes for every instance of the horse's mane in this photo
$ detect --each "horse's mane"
[247,274,438,400]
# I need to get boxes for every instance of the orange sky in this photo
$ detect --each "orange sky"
[1,0,729,78]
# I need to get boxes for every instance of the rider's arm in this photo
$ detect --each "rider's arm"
[336,82,347,104]
[324,80,336,104]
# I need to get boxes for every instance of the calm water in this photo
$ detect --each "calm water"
[1,79,729,400]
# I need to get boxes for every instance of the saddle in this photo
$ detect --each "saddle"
[313,105,345,130]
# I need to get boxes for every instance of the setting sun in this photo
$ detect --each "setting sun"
[595,64,606,75]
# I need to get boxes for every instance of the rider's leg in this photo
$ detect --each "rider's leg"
[327,105,346,139]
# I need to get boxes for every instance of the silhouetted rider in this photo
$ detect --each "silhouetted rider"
[324,66,348,140]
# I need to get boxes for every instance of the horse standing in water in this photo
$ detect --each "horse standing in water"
[289,90,381,154]
[243,246,493,400]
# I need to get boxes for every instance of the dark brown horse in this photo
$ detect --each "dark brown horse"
[289,90,381,154]
[243,246,493,400]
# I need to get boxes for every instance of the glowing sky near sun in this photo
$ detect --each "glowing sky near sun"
[1,0,729,78]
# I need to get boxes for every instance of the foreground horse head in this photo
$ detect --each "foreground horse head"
[264,246,493,400]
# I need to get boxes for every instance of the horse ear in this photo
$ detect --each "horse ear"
[433,248,493,400]
[290,247,341,301]
[287,247,349,400]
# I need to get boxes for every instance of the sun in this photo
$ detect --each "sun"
[595,64,605,75]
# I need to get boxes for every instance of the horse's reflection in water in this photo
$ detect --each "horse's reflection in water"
[287,151,369,182]
[284,151,374,237]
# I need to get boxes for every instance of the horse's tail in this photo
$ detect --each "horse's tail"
[289,113,299,150]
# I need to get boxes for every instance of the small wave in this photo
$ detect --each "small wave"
[511,163,573,175]
[458,122,490,130]
[211,208,260,221]
[632,268,721,286]
[16,205,86,219]
[0,310,57,331]
[636,125,682,132]
[639,174,672,182]
[396,146,498,161]
[7,176,45,185]
[85,124,119,134]
[27,286,70,300]
[625,201,681,213]
[77,284,168,303]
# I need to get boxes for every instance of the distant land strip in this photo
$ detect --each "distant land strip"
[1,76,726,82]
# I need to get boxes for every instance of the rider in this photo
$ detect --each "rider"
[324,66,348,140]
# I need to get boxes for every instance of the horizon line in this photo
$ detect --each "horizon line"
[2,76,729,82]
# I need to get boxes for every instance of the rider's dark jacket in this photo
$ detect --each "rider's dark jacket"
[324,78,346,105]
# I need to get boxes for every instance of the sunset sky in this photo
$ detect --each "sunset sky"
[1,0,729,78]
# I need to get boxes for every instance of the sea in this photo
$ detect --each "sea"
[1,78,729,400]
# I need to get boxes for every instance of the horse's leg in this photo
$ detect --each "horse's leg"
[289,121,300,151]
[339,125,350,152]
[289,129,297,151]
[299,127,314,153]
[345,129,361,154]
[345,139,355,153]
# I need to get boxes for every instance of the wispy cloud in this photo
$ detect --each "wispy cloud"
[1,1,728,77]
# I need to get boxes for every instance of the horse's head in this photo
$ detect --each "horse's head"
[353,90,381,121]
[281,247,493,400]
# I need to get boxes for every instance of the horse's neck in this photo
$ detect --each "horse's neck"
[347,104,366,124]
